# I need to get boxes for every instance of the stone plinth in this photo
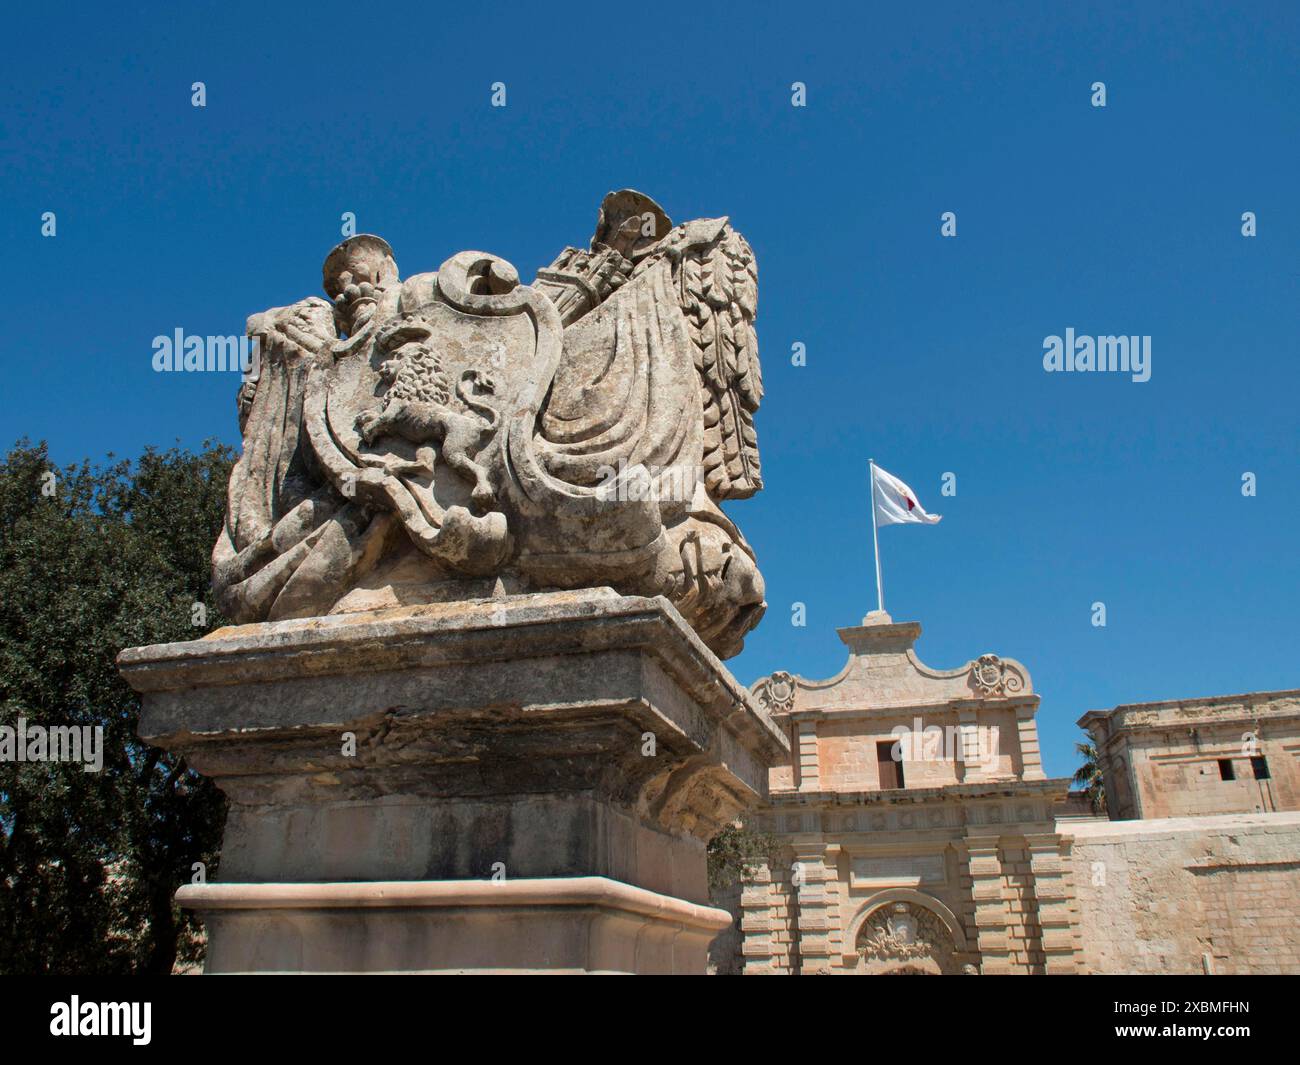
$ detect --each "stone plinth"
[118,589,787,974]
[179,878,732,974]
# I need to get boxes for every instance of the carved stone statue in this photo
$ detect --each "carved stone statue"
[213,190,766,656]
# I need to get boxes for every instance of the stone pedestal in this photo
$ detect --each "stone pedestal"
[118,589,787,974]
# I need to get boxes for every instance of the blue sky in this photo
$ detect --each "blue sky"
[3,2,1297,778]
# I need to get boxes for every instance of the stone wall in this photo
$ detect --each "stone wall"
[708,880,743,975]
[1080,690,1300,820]
[1142,758,1280,818]
[1063,812,1300,974]
[810,706,1029,793]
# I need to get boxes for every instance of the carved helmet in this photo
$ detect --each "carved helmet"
[322,234,399,301]
[593,189,672,256]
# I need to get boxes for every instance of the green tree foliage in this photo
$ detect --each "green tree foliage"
[1073,740,1107,815]
[707,821,780,893]
[0,439,233,974]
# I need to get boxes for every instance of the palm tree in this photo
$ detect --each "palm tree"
[1072,741,1106,814]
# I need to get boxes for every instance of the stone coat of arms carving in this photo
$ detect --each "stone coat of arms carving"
[213,190,765,656]
[970,653,1026,696]
[856,902,959,974]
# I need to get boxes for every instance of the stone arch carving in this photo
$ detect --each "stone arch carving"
[846,889,969,975]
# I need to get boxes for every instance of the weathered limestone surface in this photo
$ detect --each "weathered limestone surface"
[1080,691,1300,819]
[116,193,786,973]
[182,878,733,976]
[119,590,787,973]
[1065,812,1300,974]
[213,189,766,660]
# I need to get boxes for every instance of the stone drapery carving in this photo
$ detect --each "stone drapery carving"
[212,190,766,657]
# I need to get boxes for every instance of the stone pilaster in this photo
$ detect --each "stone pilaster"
[769,858,800,973]
[740,859,782,974]
[795,719,820,791]
[1016,703,1047,781]
[1026,832,1082,974]
[958,707,986,783]
[964,834,1014,974]
[999,838,1041,972]
[793,845,833,973]
[822,843,846,964]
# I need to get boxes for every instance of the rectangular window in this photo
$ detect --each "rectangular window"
[1251,756,1270,780]
[877,741,904,789]
[1218,758,1235,781]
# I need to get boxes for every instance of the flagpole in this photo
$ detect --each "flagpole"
[869,459,884,613]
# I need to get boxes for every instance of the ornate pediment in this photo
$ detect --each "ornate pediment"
[751,612,1034,715]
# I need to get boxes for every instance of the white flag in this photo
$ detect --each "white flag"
[872,464,941,526]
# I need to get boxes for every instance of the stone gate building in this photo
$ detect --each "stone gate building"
[734,612,1300,975]
[740,611,1079,974]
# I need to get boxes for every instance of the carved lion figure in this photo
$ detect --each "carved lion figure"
[355,335,500,508]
